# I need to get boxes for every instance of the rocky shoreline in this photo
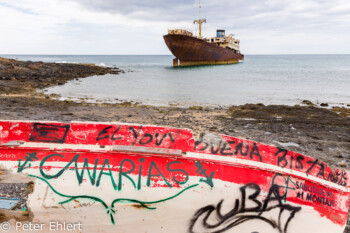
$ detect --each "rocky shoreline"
[0,57,349,231]
[0,57,123,95]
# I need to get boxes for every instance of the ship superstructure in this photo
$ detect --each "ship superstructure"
[205,30,241,53]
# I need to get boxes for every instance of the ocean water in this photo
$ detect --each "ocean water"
[2,54,350,107]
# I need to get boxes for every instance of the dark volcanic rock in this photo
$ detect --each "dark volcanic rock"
[0,57,122,94]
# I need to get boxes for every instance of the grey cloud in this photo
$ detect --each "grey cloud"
[72,0,196,21]
[71,0,350,35]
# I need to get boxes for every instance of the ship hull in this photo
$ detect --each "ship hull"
[163,34,244,66]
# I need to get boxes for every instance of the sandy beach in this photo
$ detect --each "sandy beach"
[1,57,350,231]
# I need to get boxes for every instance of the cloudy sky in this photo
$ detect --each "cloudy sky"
[0,0,349,55]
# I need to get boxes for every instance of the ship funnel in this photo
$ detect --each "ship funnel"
[217,29,225,38]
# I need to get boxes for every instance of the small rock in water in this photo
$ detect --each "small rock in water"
[302,100,314,106]
[320,103,329,107]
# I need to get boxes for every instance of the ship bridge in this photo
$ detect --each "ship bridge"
[205,30,241,52]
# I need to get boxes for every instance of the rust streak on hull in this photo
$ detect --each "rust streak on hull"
[163,34,244,67]
[180,59,239,66]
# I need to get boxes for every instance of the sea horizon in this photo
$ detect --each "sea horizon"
[2,53,350,56]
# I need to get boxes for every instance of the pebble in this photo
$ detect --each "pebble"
[337,161,347,167]
[209,126,217,131]
[289,124,296,130]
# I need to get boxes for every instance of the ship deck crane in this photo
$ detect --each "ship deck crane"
[194,0,206,39]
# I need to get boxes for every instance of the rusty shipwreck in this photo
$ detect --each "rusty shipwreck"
[163,2,244,66]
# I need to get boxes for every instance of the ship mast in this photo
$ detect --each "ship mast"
[193,0,206,39]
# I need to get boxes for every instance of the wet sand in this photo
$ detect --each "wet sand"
[0,57,350,231]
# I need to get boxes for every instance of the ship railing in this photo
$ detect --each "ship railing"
[167,27,193,33]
